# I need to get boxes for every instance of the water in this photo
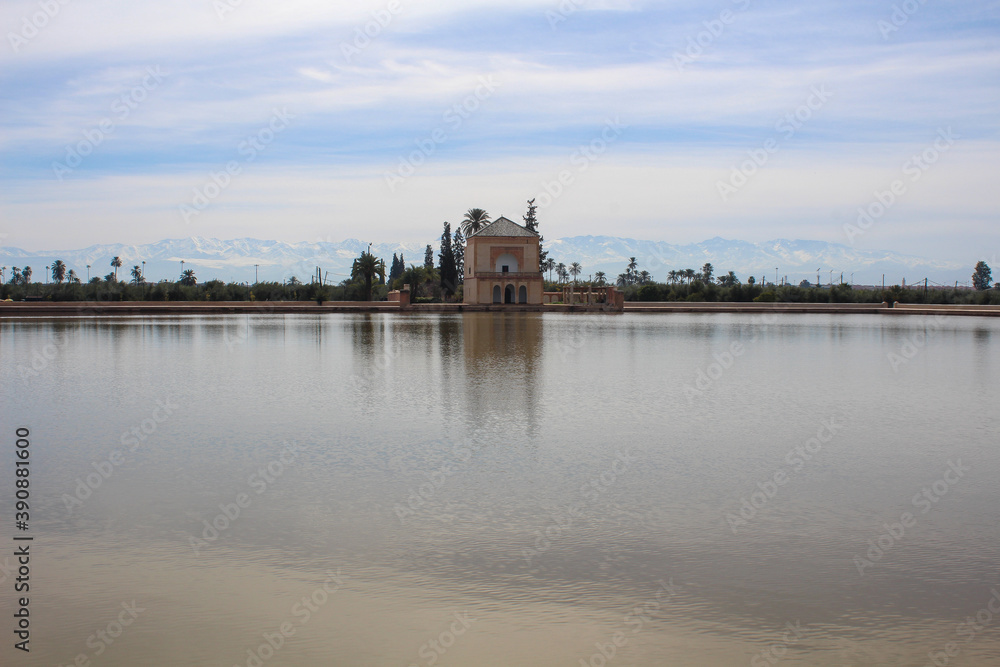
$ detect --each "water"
[1,312,998,666]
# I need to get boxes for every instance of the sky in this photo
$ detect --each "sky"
[1,0,998,263]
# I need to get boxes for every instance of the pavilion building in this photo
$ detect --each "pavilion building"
[463,216,543,305]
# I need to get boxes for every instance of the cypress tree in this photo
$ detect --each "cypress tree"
[452,229,465,283]
[439,222,458,297]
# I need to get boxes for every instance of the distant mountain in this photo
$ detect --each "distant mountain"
[543,236,966,286]
[0,235,970,287]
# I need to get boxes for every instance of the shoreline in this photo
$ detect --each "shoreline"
[2,301,999,317]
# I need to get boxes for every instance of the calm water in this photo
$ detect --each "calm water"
[1,312,998,666]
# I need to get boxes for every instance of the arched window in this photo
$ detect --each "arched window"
[504,284,515,304]
[492,285,501,303]
[518,285,527,303]
[495,253,518,273]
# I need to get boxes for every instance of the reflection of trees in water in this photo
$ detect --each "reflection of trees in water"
[345,313,542,439]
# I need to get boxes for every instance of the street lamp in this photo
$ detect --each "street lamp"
[45,265,49,284]
[775,267,779,286]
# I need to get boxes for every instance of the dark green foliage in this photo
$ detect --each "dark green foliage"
[452,230,464,282]
[972,261,992,290]
[438,222,458,298]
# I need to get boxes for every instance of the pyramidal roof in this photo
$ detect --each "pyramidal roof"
[470,216,538,237]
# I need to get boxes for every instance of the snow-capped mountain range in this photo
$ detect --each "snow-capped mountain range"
[0,235,972,287]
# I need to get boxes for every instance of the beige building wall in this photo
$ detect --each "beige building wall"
[464,235,543,305]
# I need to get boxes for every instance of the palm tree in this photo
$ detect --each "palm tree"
[9,267,21,285]
[616,273,628,287]
[668,270,678,284]
[67,269,80,284]
[594,271,606,286]
[51,260,67,283]
[683,268,696,283]
[351,246,386,301]
[179,269,197,286]
[131,265,143,285]
[22,266,31,284]
[569,262,582,285]
[544,258,556,283]
[556,262,567,284]
[461,208,491,237]
[638,270,651,284]
[111,256,122,282]
[627,257,638,274]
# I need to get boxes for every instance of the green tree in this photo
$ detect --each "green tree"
[638,270,651,284]
[522,198,538,232]
[683,268,696,283]
[180,269,197,286]
[424,244,434,269]
[397,264,437,300]
[594,271,606,286]
[51,260,67,283]
[9,267,21,285]
[569,262,582,284]
[111,256,122,281]
[67,269,80,284]
[973,261,992,290]
[701,262,714,283]
[439,222,458,298]
[22,266,31,283]
[352,246,386,301]
[717,271,739,287]
[556,262,567,284]
[452,230,465,282]
[544,258,556,282]
[131,265,143,285]
[461,208,491,237]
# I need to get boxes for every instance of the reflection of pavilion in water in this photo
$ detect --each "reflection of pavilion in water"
[346,313,543,437]
[461,313,542,438]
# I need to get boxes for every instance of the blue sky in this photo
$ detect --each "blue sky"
[1,0,998,262]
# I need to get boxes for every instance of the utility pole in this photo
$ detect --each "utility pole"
[817,268,821,288]
[254,264,258,284]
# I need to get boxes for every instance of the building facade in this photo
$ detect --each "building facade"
[463,216,544,305]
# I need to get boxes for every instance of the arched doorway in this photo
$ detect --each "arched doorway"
[504,284,515,304]
[518,285,527,303]
[492,285,501,303]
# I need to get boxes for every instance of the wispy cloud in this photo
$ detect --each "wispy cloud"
[1,0,997,259]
